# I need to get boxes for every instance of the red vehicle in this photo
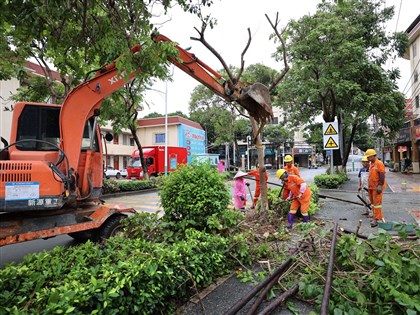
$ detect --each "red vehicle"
[127,146,187,179]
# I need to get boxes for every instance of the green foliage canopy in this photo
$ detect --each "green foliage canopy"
[277,0,407,165]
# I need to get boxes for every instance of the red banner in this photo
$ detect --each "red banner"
[415,126,420,141]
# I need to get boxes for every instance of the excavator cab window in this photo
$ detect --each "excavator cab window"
[16,105,60,151]
[81,117,100,152]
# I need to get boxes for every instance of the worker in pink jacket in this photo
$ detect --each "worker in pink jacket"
[233,171,247,210]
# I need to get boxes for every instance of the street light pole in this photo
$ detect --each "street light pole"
[247,135,251,170]
[164,66,175,176]
[164,79,168,176]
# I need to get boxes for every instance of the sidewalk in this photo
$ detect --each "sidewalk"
[316,170,420,234]
[382,170,420,193]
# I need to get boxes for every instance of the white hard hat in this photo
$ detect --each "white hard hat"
[234,171,247,179]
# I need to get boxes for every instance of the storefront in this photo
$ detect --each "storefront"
[412,119,420,173]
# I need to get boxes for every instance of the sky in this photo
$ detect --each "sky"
[141,0,420,117]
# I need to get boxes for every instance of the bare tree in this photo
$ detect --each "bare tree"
[191,13,289,218]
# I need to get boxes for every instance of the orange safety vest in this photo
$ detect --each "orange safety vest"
[284,175,310,198]
[368,159,386,189]
[283,165,300,177]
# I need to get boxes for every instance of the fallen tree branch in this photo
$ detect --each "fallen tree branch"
[256,283,299,315]
[224,255,295,315]
[320,222,338,315]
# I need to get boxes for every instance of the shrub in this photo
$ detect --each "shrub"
[314,172,348,189]
[267,187,290,217]
[159,161,231,232]
[267,183,320,216]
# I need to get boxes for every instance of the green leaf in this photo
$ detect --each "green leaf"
[374,260,385,267]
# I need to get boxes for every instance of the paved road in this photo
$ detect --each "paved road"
[2,166,418,269]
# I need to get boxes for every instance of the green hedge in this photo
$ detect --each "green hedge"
[314,172,349,189]
[0,225,249,314]
[102,178,159,194]
[0,163,251,314]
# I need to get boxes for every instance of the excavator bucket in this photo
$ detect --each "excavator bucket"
[238,83,273,123]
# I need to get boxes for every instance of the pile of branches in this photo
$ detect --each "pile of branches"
[247,223,420,314]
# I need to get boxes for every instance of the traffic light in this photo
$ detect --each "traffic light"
[247,136,252,147]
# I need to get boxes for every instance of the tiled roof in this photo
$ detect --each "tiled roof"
[138,116,203,130]
[25,61,61,81]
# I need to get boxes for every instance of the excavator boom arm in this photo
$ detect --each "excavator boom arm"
[60,35,233,175]
[59,34,272,193]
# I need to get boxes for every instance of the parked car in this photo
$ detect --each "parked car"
[264,163,273,169]
[104,166,127,179]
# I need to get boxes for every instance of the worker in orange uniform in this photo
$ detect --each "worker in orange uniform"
[283,155,300,176]
[276,169,312,229]
[365,149,386,227]
[282,155,300,200]
[247,166,268,209]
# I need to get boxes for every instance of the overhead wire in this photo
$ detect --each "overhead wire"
[401,58,420,95]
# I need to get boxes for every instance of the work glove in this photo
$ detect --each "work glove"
[285,196,291,202]
[297,194,303,200]
[246,183,250,187]
[376,186,383,194]
[240,196,245,201]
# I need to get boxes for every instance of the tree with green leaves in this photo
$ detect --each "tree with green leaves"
[277,0,407,168]
[2,0,214,178]
[302,123,323,154]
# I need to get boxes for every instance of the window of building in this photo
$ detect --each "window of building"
[414,71,418,83]
[271,117,279,124]
[130,138,135,146]
[413,43,417,58]
[122,134,130,145]
[154,133,165,144]
[123,157,129,168]
[415,95,419,109]
[113,133,119,144]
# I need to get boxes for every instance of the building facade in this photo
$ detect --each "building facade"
[137,116,205,163]
[397,14,420,173]
[0,62,61,143]
[100,122,135,170]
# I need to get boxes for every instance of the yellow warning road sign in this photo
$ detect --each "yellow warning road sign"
[325,137,338,148]
[324,124,338,135]
[323,121,340,150]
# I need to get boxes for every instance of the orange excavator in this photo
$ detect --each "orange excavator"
[0,34,272,246]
